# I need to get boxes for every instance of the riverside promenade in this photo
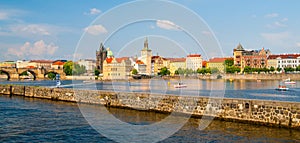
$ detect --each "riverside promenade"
[1,84,300,129]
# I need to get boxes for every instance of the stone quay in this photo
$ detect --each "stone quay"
[1,84,300,129]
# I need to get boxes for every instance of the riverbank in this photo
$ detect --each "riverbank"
[0,84,300,130]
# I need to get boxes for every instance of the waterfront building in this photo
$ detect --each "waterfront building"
[16,60,30,68]
[102,57,132,80]
[51,61,65,70]
[140,38,152,75]
[0,61,16,68]
[29,60,54,69]
[169,58,186,76]
[151,56,170,75]
[96,43,107,74]
[268,54,300,69]
[233,43,270,71]
[77,59,96,74]
[207,57,228,73]
[132,60,147,75]
[186,54,202,71]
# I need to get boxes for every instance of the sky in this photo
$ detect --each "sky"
[0,0,299,61]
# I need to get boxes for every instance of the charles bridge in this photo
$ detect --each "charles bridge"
[0,67,66,80]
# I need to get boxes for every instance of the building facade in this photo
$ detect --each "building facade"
[77,59,96,74]
[151,56,170,75]
[207,58,228,73]
[186,54,202,71]
[268,54,300,69]
[102,57,132,80]
[233,43,270,71]
[169,58,186,76]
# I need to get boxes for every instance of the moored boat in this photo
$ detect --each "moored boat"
[284,78,296,84]
[275,85,289,91]
[174,82,187,88]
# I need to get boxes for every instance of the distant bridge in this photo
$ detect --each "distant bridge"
[0,67,66,80]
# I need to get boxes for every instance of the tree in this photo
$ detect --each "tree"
[63,61,86,76]
[73,64,86,75]
[63,61,73,76]
[94,69,100,76]
[131,68,138,75]
[270,66,275,72]
[211,68,219,74]
[296,66,300,72]
[47,72,56,80]
[225,59,234,66]
[277,67,282,72]
[243,66,252,74]
[158,67,170,76]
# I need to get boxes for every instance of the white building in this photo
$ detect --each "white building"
[16,60,30,68]
[268,54,300,69]
[77,59,96,73]
[186,54,202,71]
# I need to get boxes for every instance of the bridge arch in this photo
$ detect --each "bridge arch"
[44,71,58,80]
[0,70,10,80]
[19,70,37,80]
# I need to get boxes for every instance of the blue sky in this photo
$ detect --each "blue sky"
[0,0,299,61]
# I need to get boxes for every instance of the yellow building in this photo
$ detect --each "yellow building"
[169,58,186,76]
[151,56,170,75]
[103,57,132,80]
[207,57,232,73]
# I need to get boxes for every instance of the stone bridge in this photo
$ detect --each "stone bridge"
[0,67,66,80]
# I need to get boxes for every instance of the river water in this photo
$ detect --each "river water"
[1,79,300,102]
[1,95,300,143]
[1,79,300,142]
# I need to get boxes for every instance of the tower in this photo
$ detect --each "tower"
[140,38,152,75]
[96,43,107,74]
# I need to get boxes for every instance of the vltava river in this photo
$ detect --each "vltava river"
[1,79,300,102]
[1,95,300,142]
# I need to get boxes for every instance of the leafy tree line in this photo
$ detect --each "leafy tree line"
[63,61,86,76]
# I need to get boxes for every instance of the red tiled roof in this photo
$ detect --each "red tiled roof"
[116,57,129,63]
[169,58,186,62]
[209,58,226,63]
[187,54,201,57]
[268,54,300,59]
[52,61,65,65]
[30,60,54,63]
[136,60,144,65]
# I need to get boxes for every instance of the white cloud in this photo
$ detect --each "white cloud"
[7,40,58,58]
[265,13,279,18]
[84,25,107,35]
[156,20,180,31]
[0,12,9,20]
[90,8,101,15]
[266,21,287,29]
[11,24,51,36]
[296,42,300,47]
[281,18,288,22]
[84,8,101,16]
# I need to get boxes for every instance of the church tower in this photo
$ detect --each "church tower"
[141,38,152,75]
[96,43,107,74]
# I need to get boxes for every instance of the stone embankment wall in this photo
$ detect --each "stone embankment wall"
[198,73,300,80]
[1,84,300,129]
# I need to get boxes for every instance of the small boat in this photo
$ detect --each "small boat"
[284,78,296,84]
[174,82,187,88]
[275,85,289,91]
